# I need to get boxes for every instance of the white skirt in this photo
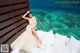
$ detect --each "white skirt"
[11,25,37,53]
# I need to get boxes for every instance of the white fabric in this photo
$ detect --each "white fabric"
[11,22,37,53]
[11,30,76,53]
[39,30,54,46]
[11,48,19,53]
[55,33,67,45]
[54,41,70,53]
[32,30,55,53]
[65,37,70,44]
[32,30,70,53]
[77,47,80,53]
[66,36,80,53]
[37,30,47,36]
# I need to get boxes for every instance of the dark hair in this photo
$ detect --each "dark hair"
[25,12,32,18]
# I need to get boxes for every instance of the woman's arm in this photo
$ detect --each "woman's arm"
[32,28,42,44]
[22,11,30,20]
[32,28,42,48]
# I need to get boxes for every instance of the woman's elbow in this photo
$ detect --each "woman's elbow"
[22,16,26,19]
[22,16,25,18]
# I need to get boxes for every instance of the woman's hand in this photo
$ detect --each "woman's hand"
[22,10,30,19]
[36,38,42,48]
[27,10,30,13]
[38,38,42,45]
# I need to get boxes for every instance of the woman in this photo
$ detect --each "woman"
[11,11,42,53]
[22,10,42,48]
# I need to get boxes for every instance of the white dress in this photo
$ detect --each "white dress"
[32,30,54,53]
[11,16,37,53]
[32,30,70,53]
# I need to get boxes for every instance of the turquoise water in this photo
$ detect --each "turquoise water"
[29,0,80,40]
[31,9,80,40]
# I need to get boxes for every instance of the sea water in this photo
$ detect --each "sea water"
[29,0,80,40]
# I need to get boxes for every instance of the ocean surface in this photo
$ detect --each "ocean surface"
[29,0,80,40]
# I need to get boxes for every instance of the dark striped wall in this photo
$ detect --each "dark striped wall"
[0,0,29,45]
